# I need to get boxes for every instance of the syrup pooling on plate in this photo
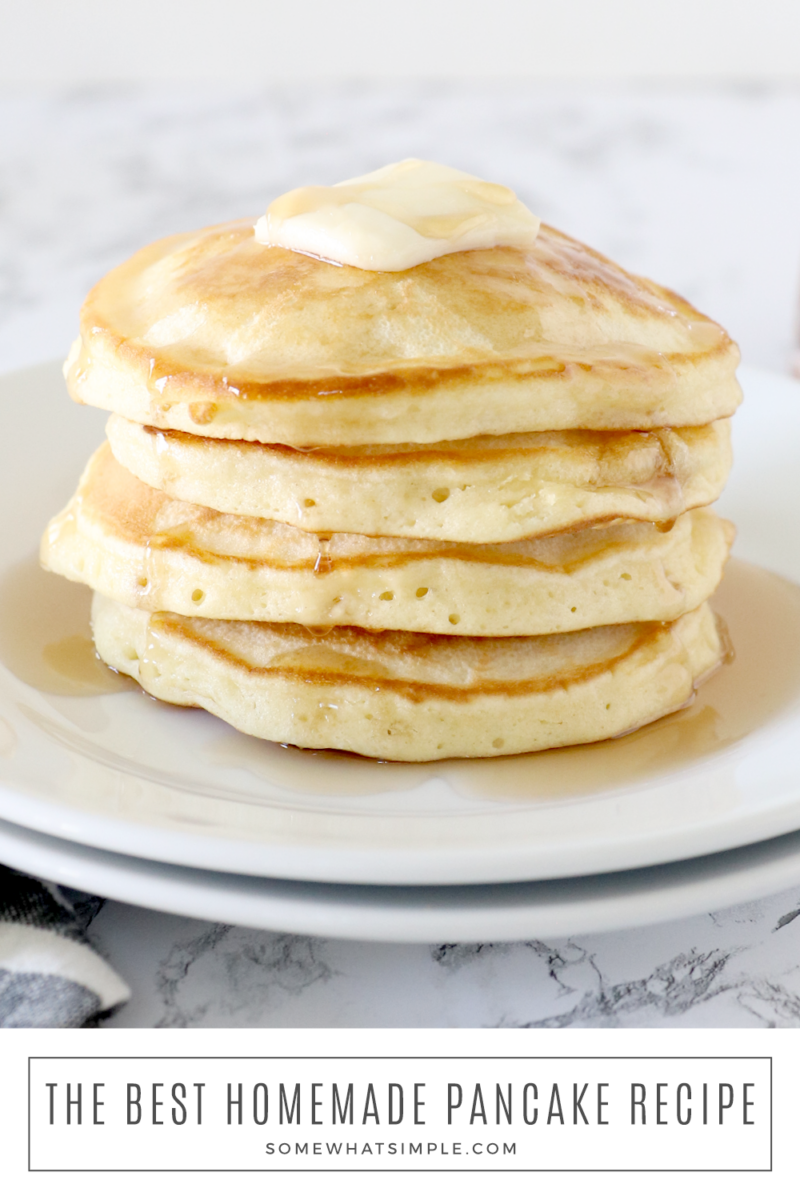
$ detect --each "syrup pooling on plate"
[0,555,133,697]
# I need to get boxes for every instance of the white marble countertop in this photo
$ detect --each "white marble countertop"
[3,82,800,1028]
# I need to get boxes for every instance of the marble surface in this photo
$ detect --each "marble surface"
[2,82,800,1028]
[90,891,800,1029]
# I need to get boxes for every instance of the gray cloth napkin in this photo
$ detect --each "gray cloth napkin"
[0,866,130,1027]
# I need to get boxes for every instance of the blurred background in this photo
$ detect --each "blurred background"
[1,0,800,377]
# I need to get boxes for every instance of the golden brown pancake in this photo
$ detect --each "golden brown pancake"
[41,443,734,636]
[107,413,732,542]
[66,221,741,446]
[92,593,724,761]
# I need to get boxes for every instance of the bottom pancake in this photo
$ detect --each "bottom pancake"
[92,594,724,762]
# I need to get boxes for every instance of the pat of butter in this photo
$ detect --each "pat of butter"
[254,159,540,272]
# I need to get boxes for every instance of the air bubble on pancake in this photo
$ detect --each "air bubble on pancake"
[449,614,460,625]
[379,591,394,601]
[621,572,632,580]
[432,488,450,503]
[303,498,316,507]
[191,589,205,604]
[492,737,504,749]
[416,587,429,598]
[137,576,148,589]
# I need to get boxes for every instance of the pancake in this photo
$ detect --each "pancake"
[42,444,733,636]
[66,221,741,446]
[107,414,732,543]
[92,594,724,761]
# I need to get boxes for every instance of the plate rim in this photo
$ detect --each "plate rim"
[4,812,800,943]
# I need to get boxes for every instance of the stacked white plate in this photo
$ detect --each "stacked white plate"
[1,362,800,942]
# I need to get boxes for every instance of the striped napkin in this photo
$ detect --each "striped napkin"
[0,866,129,1027]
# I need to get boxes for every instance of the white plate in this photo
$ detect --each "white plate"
[5,812,800,942]
[1,362,800,887]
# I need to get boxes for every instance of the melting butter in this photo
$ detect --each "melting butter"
[254,159,540,272]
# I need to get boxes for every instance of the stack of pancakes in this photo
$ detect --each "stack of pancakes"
[42,220,740,761]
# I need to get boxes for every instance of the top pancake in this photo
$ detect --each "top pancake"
[66,220,741,446]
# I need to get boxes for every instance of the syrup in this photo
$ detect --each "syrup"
[0,556,134,697]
